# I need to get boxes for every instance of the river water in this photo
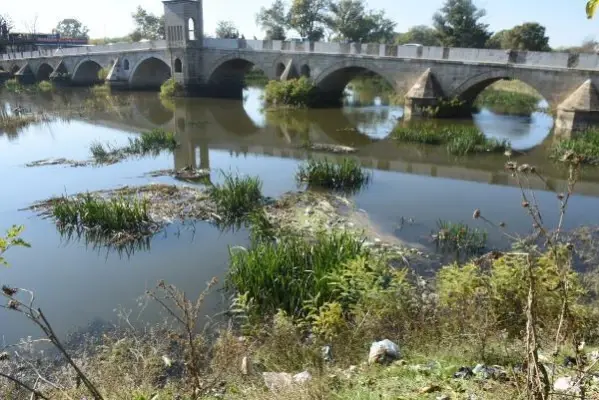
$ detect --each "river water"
[1,86,599,345]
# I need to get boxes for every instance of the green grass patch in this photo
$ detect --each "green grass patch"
[475,88,541,116]
[434,220,487,255]
[52,193,151,234]
[392,124,510,156]
[228,231,369,318]
[0,113,41,133]
[264,77,317,108]
[160,77,184,98]
[550,130,599,165]
[296,158,371,192]
[208,172,263,223]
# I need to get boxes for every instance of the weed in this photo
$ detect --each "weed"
[208,172,263,223]
[434,220,487,255]
[160,77,184,98]
[227,231,368,318]
[37,81,54,92]
[296,158,371,192]
[550,130,599,165]
[90,129,178,162]
[51,193,151,234]
[474,88,540,116]
[89,141,112,160]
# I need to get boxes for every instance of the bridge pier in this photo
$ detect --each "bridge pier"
[554,79,599,138]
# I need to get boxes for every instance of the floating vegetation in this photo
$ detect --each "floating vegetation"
[550,130,599,165]
[90,129,178,163]
[145,166,211,183]
[28,184,219,246]
[208,173,263,224]
[302,142,357,154]
[433,220,487,255]
[227,231,369,317]
[25,158,88,168]
[392,124,510,156]
[296,158,371,192]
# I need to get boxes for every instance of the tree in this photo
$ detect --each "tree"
[432,0,491,48]
[55,18,89,39]
[131,6,165,40]
[256,0,288,40]
[327,0,395,43]
[0,15,12,40]
[498,23,550,51]
[216,21,240,39]
[287,0,329,41]
[395,25,442,46]
[485,29,507,49]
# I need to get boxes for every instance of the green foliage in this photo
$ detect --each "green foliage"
[90,129,178,162]
[55,18,89,39]
[52,193,150,234]
[288,0,328,41]
[208,173,263,223]
[392,124,510,155]
[90,84,111,96]
[550,130,599,165]
[486,22,550,51]
[434,220,487,255]
[160,78,184,98]
[433,0,491,48]
[256,0,288,40]
[395,25,442,46]
[244,68,269,87]
[37,80,54,92]
[327,0,396,43]
[97,67,110,81]
[474,88,540,115]
[296,158,371,191]
[131,6,165,40]
[215,20,240,38]
[263,77,317,108]
[0,225,30,266]
[588,0,599,19]
[227,231,368,317]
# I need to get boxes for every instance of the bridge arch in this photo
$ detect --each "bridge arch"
[450,70,552,108]
[207,54,274,84]
[129,56,172,89]
[36,63,54,81]
[72,59,104,85]
[312,60,397,105]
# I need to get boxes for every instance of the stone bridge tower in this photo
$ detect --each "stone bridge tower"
[163,0,204,91]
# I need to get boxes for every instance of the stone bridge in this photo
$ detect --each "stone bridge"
[1,0,599,135]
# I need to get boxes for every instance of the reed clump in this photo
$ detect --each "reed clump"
[550,130,599,165]
[296,158,371,191]
[208,173,263,223]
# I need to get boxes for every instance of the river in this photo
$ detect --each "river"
[1,86,598,345]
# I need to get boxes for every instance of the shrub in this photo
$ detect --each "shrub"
[474,89,540,116]
[37,81,54,92]
[434,220,487,255]
[3,79,25,93]
[296,158,371,192]
[227,231,368,318]
[208,173,263,223]
[263,77,316,108]
[97,67,110,81]
[160,77,184,98]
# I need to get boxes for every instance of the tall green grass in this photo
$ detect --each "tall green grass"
[474,89,540,116]
[208,173,263,223]
[228,231,368,317]
[393,124,510,156]
[52,193,150,233]
[550,130,599,165]
[296,158,371,191]
[434,220,487,255]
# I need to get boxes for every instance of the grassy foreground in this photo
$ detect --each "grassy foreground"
[392,124,510,155]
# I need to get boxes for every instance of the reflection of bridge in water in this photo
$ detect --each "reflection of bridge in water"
[26,91,599,198]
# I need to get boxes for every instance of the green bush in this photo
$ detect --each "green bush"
[296,158,371,192]
[263,77,316,108]
[98,67,110,81]
[3,78,26,93]
[208,173,263,223]
[160,77,184,98]
[37,80,54,92]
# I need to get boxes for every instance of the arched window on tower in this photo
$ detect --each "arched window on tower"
[123,59,130,70]
[188,18,196,40]
[174,58,182,73]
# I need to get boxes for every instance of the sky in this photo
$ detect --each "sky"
[3,0,598,48]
